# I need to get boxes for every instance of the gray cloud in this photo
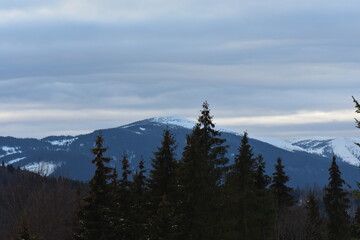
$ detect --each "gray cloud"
[0,1,360,138]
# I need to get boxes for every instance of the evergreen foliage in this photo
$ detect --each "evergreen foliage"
[114,153,134,239]
[353,96,360,129]
[149,129,178,205]
[270,158,293,211]
[74,135,115,240]
[148,129,179,239]
[304,192,322,240]
[225,132,256,239]
[323,155,351,240]
[225,133,275,240]
[253,154,276,240]
[148,194,178,240]
[177,101,228,239]
[353,96,360,147]
[270,158,293,240]
[131,158,149,239]
[254,154,271,190]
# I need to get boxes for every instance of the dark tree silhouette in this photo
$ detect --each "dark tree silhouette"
[323,155,350,240]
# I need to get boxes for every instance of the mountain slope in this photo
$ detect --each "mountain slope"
[0,116,359,187]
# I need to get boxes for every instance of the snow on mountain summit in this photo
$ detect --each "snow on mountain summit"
[125,116,360,166]
[288,137,360,166]
[257,136,360,166]
[150,116,197,129]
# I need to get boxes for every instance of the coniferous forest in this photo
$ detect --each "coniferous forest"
[1,100,360,240]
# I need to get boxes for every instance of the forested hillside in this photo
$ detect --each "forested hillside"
[1,101,360,240]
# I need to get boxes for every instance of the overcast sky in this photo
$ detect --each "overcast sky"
[1,0,360,138]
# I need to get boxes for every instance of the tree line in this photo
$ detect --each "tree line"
[1,100,360,240]
[74,102,357,240]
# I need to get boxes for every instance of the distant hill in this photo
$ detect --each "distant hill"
[0,116,359,187]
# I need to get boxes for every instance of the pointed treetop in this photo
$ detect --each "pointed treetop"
[198,101,215,129]
[353,96,360,147]
[91,135,111,165]
[270,158,293,209]
[254,154,271,190]
[327,155,347,190]
[353,96,360,113]
[121,152,131,184]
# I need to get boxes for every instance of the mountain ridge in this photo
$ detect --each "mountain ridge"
[0,116,359,187]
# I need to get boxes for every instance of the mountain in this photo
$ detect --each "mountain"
[254,136,360,166]
[0,116,359,187]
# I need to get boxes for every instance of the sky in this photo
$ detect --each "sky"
[1,0,360,139]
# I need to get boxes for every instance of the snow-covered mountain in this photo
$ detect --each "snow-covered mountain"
[253,136,360,167]
[0,116,359,187]
[150,116,360,167]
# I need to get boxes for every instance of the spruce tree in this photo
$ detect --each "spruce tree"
[114,153,133,239]
[148,129,179,239]
[148,194,178,240]
[323,155,350,240]
[225,134,275,240]
[304,192,322,240]
[269,158,293,240]
[270,158,293,212]
[149,129,178,205]
[74,135,115,240]
[253,154,276,240]
[177,101,228,240]
[353,96,360,147]
[225,132,256,239]
[131,158,149,239]
[254,154,271,190]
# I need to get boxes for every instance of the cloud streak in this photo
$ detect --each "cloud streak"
[0,1,359,138]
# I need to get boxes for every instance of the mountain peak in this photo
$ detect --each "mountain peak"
[148,116,197,129]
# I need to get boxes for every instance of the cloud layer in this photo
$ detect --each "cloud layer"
[0,0,360,138]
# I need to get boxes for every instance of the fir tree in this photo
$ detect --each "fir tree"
[148,129,179,239]
[269,158,293,240]
[353,96,360,147]
[177,101,228,240]
[304,192,322,240]
[131,158,149,240]
[224,132,256,239]
[148,194,178,240]
[253,154,275,240]
[74,135,115,240]
[149,129,178,205]
[114,153,134,239]
[323,155,351,240]
[225,134,275,240]
[270,158,293,212]
[353,96,360,129]
[254,154,271,190]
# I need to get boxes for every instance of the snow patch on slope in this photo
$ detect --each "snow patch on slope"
[47,137,78,146]
[6,157,26,165]
[21,161,62,176]
[0,146,22,158]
